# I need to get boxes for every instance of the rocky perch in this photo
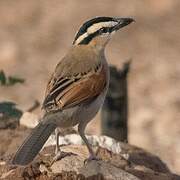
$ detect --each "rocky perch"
[0,135,179,180]
[0,112,179,179]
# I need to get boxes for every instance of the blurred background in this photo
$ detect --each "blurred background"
[0,0,180,173]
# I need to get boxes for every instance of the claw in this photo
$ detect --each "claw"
[51,151,74,165]
[84,155,101,164]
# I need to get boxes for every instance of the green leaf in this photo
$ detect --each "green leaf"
[0,70,25,86]
[0,70,7,85]
[8,76,25,86]
[0,101,22,119]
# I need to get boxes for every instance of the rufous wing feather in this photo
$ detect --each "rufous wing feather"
[60,66,106,108]
[43,64,107,111]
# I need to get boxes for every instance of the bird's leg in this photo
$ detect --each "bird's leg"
[51,128,74,164]
[51,128,69,164]
[51,128,62,163]
[78,122,99,162]
[55,128,61,154]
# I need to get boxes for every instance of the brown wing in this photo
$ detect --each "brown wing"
[42,64,107,112]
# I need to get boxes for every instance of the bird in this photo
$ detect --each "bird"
[12,16,134,166]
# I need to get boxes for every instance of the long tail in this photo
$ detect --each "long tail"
[12,122,56,166]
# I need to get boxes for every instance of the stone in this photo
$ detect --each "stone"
[19,112,39,128]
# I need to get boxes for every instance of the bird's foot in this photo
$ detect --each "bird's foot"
[51,151,74,165]
[84,155,101,164]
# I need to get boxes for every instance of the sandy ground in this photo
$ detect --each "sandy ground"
[0,0,180,174]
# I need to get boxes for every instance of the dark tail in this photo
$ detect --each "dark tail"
[12,122,56,166]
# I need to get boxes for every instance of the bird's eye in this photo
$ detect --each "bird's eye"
[99,28,108,33]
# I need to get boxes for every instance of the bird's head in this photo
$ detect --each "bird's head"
[73,16,134,49]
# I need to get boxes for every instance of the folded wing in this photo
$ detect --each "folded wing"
[43,63,107,111]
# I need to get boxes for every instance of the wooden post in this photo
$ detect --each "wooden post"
[101,62,130,142]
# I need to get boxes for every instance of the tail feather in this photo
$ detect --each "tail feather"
[12,122,56,166]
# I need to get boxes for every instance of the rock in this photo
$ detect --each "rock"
[44,134,122,155]
[0,128,178,179]
[43,134,172,174]
[79,161,139,180]
[1,143,179,180]
[19,112,39,128]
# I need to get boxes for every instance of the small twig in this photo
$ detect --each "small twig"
[27,100,40,112]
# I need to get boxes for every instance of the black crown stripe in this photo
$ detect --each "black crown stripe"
[73,17,114,44]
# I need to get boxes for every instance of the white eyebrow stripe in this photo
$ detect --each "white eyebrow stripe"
[74,21,118,45]
[74,32,88,45]
[87,21,118,34]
